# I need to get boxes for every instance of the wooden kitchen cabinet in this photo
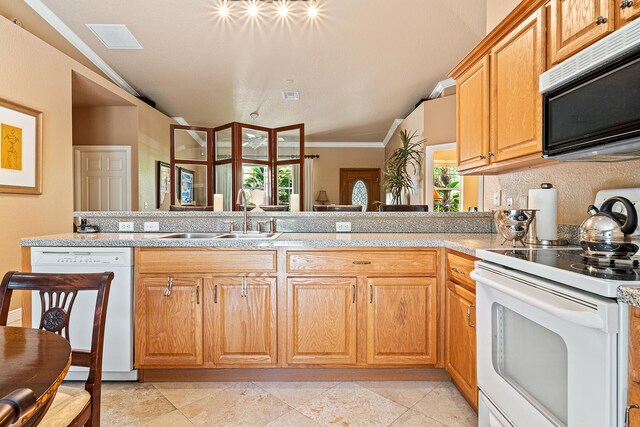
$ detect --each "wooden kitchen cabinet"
[287,277,357,365]
[456,56,490,172]
[619,0,640,27]
[135,275,203,367]
[628,306,640,425]
[490,8,545,163]
[210,277,277,366]
[549,0,615,65]
[446,281,477,409]
[366,277,437,365]
[445,251,478,410]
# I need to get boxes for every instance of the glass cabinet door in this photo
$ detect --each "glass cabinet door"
[215,127,233,161]
[215,163,233,211]
[242,163,270,206]
[276,127,302,161]
[175,164,208,207]
[277,164,300,206]
[173,128,208,161]
[241,126,270,161]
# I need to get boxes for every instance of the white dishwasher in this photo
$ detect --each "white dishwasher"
[31,247,137,381]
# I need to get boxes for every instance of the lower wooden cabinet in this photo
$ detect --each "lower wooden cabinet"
[210,277,277,365]
[287,277,357,365]
[628,306,640,425]
[135,275,203,367]
[367,277,437,365]
[445,280,477,409]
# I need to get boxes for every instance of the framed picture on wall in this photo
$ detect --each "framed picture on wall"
[0,98,42,194]
[178,167,195,205]
[156,161,171,208]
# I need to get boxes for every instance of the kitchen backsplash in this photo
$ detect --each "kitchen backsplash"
[483,159,640,225]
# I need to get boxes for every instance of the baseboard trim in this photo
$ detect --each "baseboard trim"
[140,368,451,383]
[7,308,22,325]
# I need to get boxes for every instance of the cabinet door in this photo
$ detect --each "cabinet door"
[135,275,203,367]
[212,277,277,365]
[445,281,477,409]
[457,56,490,171]
[287,277,357,365]
[628,307,640,425]
[619,0,640,27]
[367,277,437,365]
[550,0,614,65]
[490,9,545,163]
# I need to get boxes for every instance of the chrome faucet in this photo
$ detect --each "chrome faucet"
[236,189,249,234]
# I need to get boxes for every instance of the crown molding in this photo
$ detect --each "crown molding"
[382,118,403,147]
[24,0,140,96]
[428,78,456,99]
[305,141,385,148]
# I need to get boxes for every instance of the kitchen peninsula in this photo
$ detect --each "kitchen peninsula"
[21,211,506,409]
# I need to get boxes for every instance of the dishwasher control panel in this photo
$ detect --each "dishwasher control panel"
[31,248,133,267]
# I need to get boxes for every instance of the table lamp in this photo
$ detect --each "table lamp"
[316,190,329,205]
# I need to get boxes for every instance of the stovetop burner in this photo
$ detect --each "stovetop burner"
[489,248,640,282]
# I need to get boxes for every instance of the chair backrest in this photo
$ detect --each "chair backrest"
[0,272,113,388]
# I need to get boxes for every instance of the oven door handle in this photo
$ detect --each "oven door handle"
[471,270,605,330]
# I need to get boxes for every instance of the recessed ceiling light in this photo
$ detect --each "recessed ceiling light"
[307,1,318,18]
[247,1,260,17]
[218,1,230,17]
[86,24,142,49]
[277,1,289,17]
[282,91,300,100]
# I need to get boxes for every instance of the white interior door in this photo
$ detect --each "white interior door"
[74,146,131,211]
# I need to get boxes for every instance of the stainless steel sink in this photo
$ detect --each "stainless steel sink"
[160,233,222,239]
[216,232,282,240]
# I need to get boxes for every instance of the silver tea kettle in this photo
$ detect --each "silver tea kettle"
[579,196,639,258]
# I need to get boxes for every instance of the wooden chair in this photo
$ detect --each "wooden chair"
[0,388,36,427]
[0,272,113,427]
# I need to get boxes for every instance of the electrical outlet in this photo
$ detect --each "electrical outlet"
[336,222,351,232]
[143,222,159,232]
[118,222,134,232]
[506,196,514,207]
[493,190,502,207]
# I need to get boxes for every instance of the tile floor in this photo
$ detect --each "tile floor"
[84,380,477,427]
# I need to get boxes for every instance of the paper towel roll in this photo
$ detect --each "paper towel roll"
[290,194,300,212]
[213,194,224,212]
[528,184,558,241]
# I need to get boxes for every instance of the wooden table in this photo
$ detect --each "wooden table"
[0,326,72,426]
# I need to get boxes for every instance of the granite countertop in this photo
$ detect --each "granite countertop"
[21,232,507,256]
[618,286,640,307]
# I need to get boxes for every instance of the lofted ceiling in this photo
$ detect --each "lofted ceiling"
[37,0,486,142]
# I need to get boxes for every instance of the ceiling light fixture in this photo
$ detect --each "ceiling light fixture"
[247,0,260,17]
[218,0,230,17]
[307,0,318,18]
[277,1,289,17]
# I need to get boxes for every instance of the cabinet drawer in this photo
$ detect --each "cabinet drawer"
[137,249,277,274]
[447,252,476,289]
[287,250,436,275]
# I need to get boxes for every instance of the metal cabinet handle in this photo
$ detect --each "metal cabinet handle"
[196,286,200,304]
[626,404,639,427]
[214,285,218,304]
[164,276,173,297]
[369,285,373,304]
[488,152,495,157]
[479,155,487,159]
[467,304,475,328]
[241,276,247,298]
[352,285,356,304]
[353,261,371,265]
[596,15,608,24]
[451,267,466,276]
[621,0,633,8]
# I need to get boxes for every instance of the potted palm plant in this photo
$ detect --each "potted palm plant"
[380,129,428,211]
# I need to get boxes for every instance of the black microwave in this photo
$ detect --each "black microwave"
[543,48,640,161]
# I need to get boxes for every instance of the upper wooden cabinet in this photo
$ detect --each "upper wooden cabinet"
[490,9,545,163]
[210,277,277,366]
[135,275,203,367]
[457,56,490,172]
[366,277,437,365]
[619,0,640,26]
[549,0,615,65]
[287,277,357,365]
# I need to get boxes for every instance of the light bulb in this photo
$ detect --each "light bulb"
[277,2,289,17]
[218,1,230,17]
[247,1,259,17]
[307,2,318,18]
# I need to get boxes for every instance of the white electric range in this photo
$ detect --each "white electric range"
[472,188,640,427]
